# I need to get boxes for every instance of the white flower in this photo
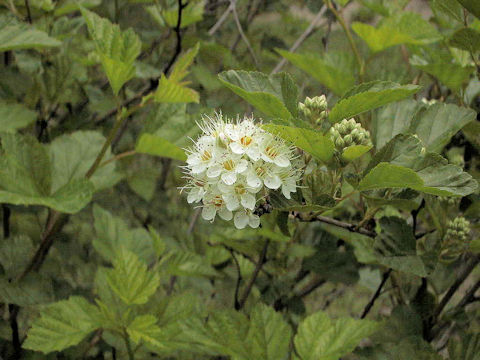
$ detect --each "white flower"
[234,209,261,229]
[245,160,282,190]
[206,153,248,185]
[201,188,233,222]
[182,112,302,230]
[218,177,261,211]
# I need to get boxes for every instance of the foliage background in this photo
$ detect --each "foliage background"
[0,0,479,359]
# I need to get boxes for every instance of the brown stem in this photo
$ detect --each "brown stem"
[229,249,242,309]
[297,214,376,237]
[432,256,480,320]
[361,269,392,319]
[237,240,269,310]
[24,0,32,23]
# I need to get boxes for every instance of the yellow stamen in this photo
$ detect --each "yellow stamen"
[265,146,278,158]
[223,159,235,171]
[201,150,212,161]
[240,136,253,146]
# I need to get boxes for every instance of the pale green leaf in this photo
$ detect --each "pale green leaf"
[23,296,100,354]
[135,133,187,161]
[342,144,372,161]
[127,315,163,346]
[295,311,380,360]
[54,0,102,16]
[359,135,477,196]
[218,70,297,120]
[164,249,221,278]
[81,8,141,95]
[93,204,155,263]
[49,131,122,192]
[0,15,61,51]
[105,247,160,305]
[409,102,476,152]
[411,60,475,92]
[146,0,204,28]
[152,43,200,103]
[263,124,334,162]
[329,81,421,123]
[245,303,292,360]
[352,22,413,53]
[0,133,94,213]
[0,102,37,132]
[275,49,356,96]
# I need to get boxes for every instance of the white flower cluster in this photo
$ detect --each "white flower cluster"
[182,114,301,229]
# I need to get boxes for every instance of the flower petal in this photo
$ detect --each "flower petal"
[201,205,216,221]
[218,208,233,221]
[274,155,290,167]
[234,211,249,229]
[248,214,260,228]
[221,171,237,185]
[241,193,256,210]
[264,174,281,189]
[206,164,222,178]
[230,142,244,154]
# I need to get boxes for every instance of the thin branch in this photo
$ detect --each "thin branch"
[432,255,480,320]
[360,269,392,319]
[163,0,187,75]
[208,0,235,36]
[325,0,364,78]
[237,240,269,309]
[229,249,242,309]
[296,213,376,237]
[2,204,10,238]
[455,279,480,310]
[99,150,136,168]
[271,5,327,74]
[187,207,201,234]
[230,0,258,67]
[24,0,32,23]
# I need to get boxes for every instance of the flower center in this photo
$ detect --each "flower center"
[201,150,212,161]
[213,196,224,207]
[256,167,266,177]
[265,146,278,159]
[240,136,253,146]
[223,159,235,171]
[235,184,246,195]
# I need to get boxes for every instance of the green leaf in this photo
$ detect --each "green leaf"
[153,43,200,103]
[430,0,464,23]
[81,8,141,95]
[49,131,122,192]
[219,70,298,120]
[0,235,34,276]
[456,0,480,19]
[54,0,102,16]
[0,274,54,306]
[275,49,356,96]
[342,144,372,161]
[164,249,221,278]
[127,315,163,346]
[23,296,100,354]
[449,27,480,53]
[359,135,478,196]
[245,304,292,360]
[294,310,380,360]
[146,0,204,28]
[0,133,94,213]
[329,81,421,123]
[409,102,476,152]
[411,60,475,92]
[372,99,424,149]
[352,12,441,53]
[448,333,480,360]
[136,134,187,161]
[0,15,61,51]
[105,247,160,305]
[0,102,37,132]
[263,124,334,162]
[93,204,155,263]
[374,217,435,276]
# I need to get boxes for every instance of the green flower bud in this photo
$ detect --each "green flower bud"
[330,118,372,154]
[440,217,471,263]
[300,95,328,124]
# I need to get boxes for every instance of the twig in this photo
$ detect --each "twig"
[296,275,326,298]
[163,0,187,75]
[2,204,10,238]
[24,0,32,23]
[230,0,258,67]
[229,249,242,309]
[325,0,364,78]
[271,5,327,74]
[83,329,104,357]
[9,305,21,359]
[237,240,269,309]
[455,279,480,310]
[99,150,136,168]
[208,0,235,36]
[360,268,392,319]
[296,214,376,237]
[187,207,201,234]
[432,255,480,320]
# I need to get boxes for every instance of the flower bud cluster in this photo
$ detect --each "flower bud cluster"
[299,95,327,123]
[440,216,471,262]
[437,196,459,206]
[329,118,372,153]
[182,114,302,229]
